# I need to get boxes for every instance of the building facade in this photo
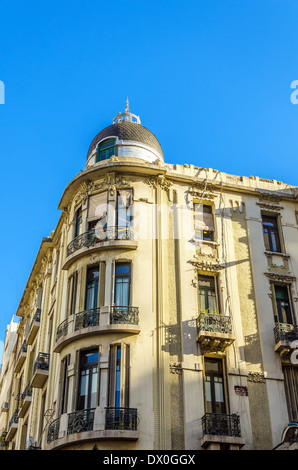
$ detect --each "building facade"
[1,102,298,450]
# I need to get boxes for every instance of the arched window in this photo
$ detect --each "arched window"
[96,139,116,162]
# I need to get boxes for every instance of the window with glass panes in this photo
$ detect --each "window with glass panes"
[85,267,99,310]
[198,275,219,314]
[96,139,116,162]
[77,349,99,410]
[114,263,131,307]
[204,358,226,414]
[194,204,215,241]
[262,215,282,252]
[273,285,293,324]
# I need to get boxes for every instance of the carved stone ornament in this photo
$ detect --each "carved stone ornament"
[190,256,224,273]
[265,272,296,283]
[104,172,128,195]
[170,362,182,375]
[247,372,265,383]
[189,182,217,201]
[147,174,173,191]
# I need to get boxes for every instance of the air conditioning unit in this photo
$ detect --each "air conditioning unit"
[1,402,9,412]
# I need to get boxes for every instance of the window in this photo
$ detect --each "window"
[204,358,226,414]
[273,285,293,324]
[74,206,82,238]
[114,263,131,307]
[198,275,219,314]
[262,215,281,252]
[283,366,298,422]
[67,272,78,316]
[96,139,116,162]
[85,267,99,310]
[108,344,130,408]
[116,190,133,236]
[77,349,99,410]
[194,204,215,241]
[88,191,108,235]
[60,355,70,414]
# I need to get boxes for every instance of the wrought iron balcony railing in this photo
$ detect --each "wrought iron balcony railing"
[20,382,32,402]
[74,308,101,331]
[8,410,19,429]
[274,323,298,344]
[28,308,41,330]
[67,408,95,435]
[202,412,241,438]
[110,306,139,325]
[105,407,138,431]
[197,313,233,334]
[17,341,27,360]
[33,353,50,374]
[56,317,69,342]
[55,306,139,343]
[47,417,60,444]
[66,226,134,257]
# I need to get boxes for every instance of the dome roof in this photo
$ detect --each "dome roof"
[86,100,163,161]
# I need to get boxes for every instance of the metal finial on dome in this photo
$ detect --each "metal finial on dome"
[113,99,141,125]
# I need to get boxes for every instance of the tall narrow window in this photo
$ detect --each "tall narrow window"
[108,344,129,408]
[204,358,226,414]
[116,190,133,238]
[77,349,99,410]
[283,366,298,422]
[74,207,82,238]
[60,355,70,414]
[88,191,108,235]
[273,285,293,324]
[96,139,116,162]
[194,204,215,241]
[67,272,78,316]
[198,275,219,314]
[85,267,99,310]
[262,215,281,252]
[114,263,131,307]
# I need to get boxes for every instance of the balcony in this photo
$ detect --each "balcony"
[26,308,41,345]
[197,313,235,353]
[46,406,139,450]
[15,341,28,373]
[105,407,138,431]
[6,410,19,441]
[274,323,298,362]
[18,383,32,418]
[30,353,50,388]
[63,226,137,269]
[0,431,8,448]
[201,412,245,449]
[54,306,140,353]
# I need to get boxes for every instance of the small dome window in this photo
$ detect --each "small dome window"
[96,139,116,162]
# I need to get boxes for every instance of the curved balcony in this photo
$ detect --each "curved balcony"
[274,323,298,362]
[54,306,140,353]
[63,226,137,269]
[197,313,235,354]
[46,406,139,450]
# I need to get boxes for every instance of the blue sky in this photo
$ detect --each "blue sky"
[0,0,298,344]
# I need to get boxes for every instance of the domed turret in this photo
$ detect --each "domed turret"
[86,100,164,167]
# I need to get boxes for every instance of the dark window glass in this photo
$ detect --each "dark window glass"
[262,215,281,252]
[77,349,99,410]
[96,139,116,162]
[274,285,293,324]
[74,207,82,238]
[204,358,226,414]
[85,267,99,310]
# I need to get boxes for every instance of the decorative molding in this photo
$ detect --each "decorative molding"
[264,272,296,283]
[189,182,217,201]
[247,372,266,383]
[147,174,173,191]
[170,362,182,375]
[257,202,283,212]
